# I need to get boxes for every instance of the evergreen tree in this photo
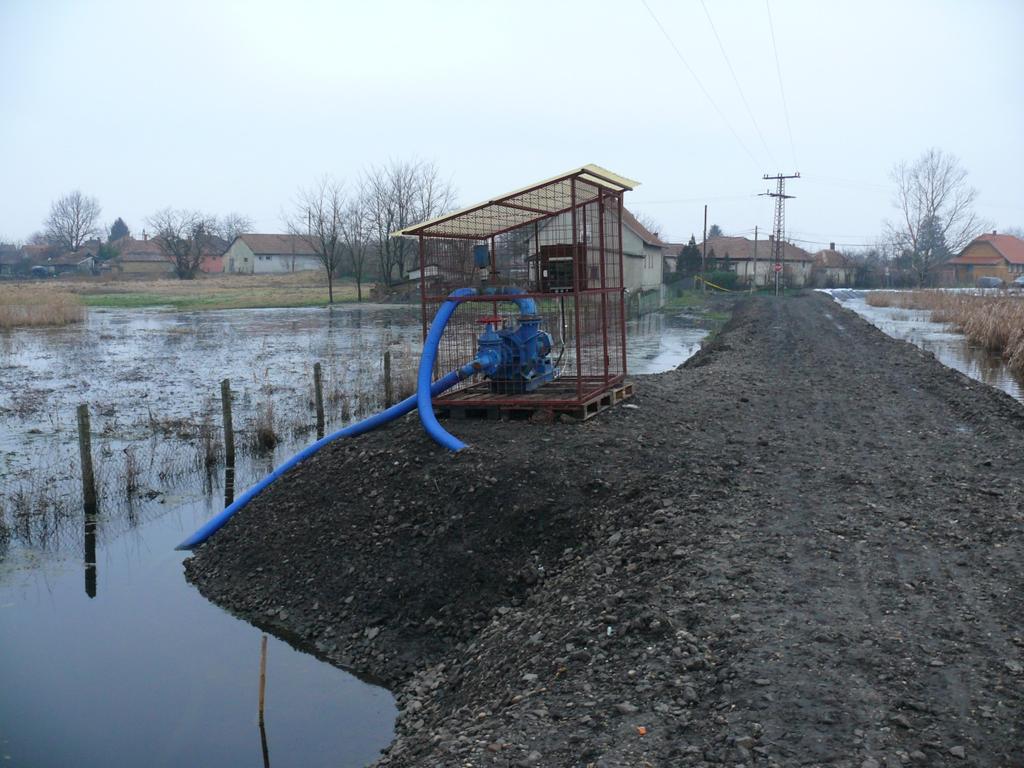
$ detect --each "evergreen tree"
[109,217,129,242]
[911,213,949,285]
[708,223,723,238]
[677,235,702,275]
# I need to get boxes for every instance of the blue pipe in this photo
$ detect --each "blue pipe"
[176,366,476,551]
[484,285,537,316]
[416,289,485,452]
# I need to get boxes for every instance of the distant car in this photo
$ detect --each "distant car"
[1013,275,1024,288]
[976,276,1004,288]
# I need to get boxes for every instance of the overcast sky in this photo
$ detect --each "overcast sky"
[2,0,1022,248]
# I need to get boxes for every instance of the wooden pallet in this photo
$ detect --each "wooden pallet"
[437,381,634,422]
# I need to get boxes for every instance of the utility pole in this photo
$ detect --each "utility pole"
[701,204,708,292]
[751,225,758,293]
[760,173,799,297]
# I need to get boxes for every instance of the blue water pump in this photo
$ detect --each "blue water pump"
[476,312,556,394]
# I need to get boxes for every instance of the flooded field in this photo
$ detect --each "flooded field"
[0,304,706,767]
[826,290,1024,404]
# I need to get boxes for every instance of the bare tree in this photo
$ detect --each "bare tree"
[633,211,664,239]
[148,208,218,279]
[216,212,254,243]
[364,159,456,286]
[884,148,990,285]
[342,188,373,302]
[45,190,102,251]
[287,178,346,304]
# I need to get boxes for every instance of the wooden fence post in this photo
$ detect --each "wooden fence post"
[383,350,394,408]
[76,404,97,515]
[313,362,325,439]
[221,379,235,468]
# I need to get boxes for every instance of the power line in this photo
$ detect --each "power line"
[800,174,894,191]
[788,236,877,248]
[765,0,798,169]
[630,193,761,205]
[639,0,761,169]
[699,0,778,168]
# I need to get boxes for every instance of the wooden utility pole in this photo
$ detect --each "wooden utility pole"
[701,204,708,292]
[752,225,758,293]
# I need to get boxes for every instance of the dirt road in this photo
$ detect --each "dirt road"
[186,293,1023,766]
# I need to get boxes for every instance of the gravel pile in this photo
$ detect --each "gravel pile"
[186,293,1023,766]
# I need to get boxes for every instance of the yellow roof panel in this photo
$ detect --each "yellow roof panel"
[392,164,639,240]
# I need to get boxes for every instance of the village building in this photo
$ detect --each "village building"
[223,234,321,274]
[699,235,814,288]
[523,207,664,315]
[812,244,857,287]
[47,249,96,275]
[620,208,666,315]
[0,245,30,277]
[111,237,175,277]
[945,232,1024,286]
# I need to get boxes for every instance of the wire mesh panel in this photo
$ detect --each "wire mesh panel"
[405,169,631,408]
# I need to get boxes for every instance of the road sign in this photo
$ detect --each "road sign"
[774,263,783,273]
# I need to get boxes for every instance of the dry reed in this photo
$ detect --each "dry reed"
[0,285,86,328]
[252,402,279,452]
[866,290,1024,376]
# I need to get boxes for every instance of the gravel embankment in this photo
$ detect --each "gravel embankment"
[185,293,1023,767]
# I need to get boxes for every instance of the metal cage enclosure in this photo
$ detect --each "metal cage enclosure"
[397,166,636,411]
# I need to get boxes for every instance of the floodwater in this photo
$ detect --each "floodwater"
[0,304,704,768]
[825,290,1024,404]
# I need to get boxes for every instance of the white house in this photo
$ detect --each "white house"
[522,207,665,315]
[812,246,858,287]
[224,234,322,274]
[700,235,814,288]
[620,208,665,315]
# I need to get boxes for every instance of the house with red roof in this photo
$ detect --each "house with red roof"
[945,233,1024,286]
[812,245,857,288]
[692,235,814,288]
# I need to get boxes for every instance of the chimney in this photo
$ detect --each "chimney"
[143,230,148,241]
[992,230,997,235]
[830,242,835,251]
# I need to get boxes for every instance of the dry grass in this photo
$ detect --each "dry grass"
[0,284,86,328]
[252,402,279,452]
[867,290,1024,376]
[32,271,362,311]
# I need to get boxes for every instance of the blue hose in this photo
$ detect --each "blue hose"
[484,286,538,316]
[178,286,530,549]
[416,289,497,452]
[176,367,471,551]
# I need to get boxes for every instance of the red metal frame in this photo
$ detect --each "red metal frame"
[412,171,628,408]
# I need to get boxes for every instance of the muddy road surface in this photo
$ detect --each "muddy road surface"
[186,293,1023,767]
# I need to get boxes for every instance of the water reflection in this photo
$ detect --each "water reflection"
[0,303,708,768]
[224,465,235,507]
[84,510,97,599]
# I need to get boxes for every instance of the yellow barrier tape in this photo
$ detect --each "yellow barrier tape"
[696,276,734,293]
